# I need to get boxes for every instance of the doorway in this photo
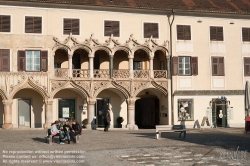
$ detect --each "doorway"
[211,98,228,127]
[18,99,31,128]
[95,98,110,128]
[135,97,159,128]
[58,99,75,121]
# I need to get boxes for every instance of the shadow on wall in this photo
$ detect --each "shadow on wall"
[0,101,3,128]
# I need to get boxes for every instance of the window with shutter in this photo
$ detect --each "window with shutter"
[210,26,223,41]
[177,25,191,40]
[143,23,159,38]
[244,57,250,76]
[242,28,250,42]
[25,16,42,34]
[212,57,224,76]
[178,56,191,75]
[0,49,10,71]
[104,20,120,37]
[0,15,11,32]
[18,50,48,72]
[63,18,79,35]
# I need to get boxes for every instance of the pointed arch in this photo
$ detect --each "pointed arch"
[93,45,112,55]
[9,78,48,100]
[113,46,132,56]
[71,44,92,54]
[50,81,89,99]
[133,45,152,55]
[152,46,169,56]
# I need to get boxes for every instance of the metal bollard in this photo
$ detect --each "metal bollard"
[156,131,159,139]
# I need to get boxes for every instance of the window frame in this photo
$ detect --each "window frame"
[211,56,225,76]
[244,57,250,76]
[242,27,250,42]
[177,99,194,121]
[0,49,10,71]
[63,18,80,36]
[210,26,224,41]
[24,15,43,34]
[0,14,11,33]
[104,20,120,37]
[178,56,192,76]
[176,24,191,40]
[25,50,41,71]
[143,21,159,39]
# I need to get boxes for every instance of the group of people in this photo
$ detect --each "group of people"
[50,119,82,144]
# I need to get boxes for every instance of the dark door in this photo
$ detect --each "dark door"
[212,99,227,127]
[58,99,75,121]
[18,99,31,127]
[95,98,109,128]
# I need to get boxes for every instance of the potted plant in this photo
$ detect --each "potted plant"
[82,118,88,128]
[116,117,124,128]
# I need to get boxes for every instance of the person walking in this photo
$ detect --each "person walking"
[104,109,111,132]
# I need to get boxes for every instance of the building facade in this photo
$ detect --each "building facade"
[0,0,249,129]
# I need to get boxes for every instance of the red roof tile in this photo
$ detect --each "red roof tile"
[0,0,250,14]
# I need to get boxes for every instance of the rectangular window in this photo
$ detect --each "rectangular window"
[144,23,159,38]
[178,99,194,121]
[133,61,142,70]
[242,28,250,42]
[177,25,191,40]
[26,51,40,71]
[212,57,224,76]
[104,20,119,37]
[244,57,250,76]
[18,50,47,71]
[25,16,42,33]
[63,18,79,35]
[210,26,223,41]
[178,57,191,75]
[0,49,10,71]
[0,15,11,32]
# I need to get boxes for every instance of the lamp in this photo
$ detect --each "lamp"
[230,21,234,24]
[197,19,202,23]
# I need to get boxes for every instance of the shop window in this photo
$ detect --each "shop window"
[178,99,194,121]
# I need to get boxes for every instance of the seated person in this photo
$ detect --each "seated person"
[51,120,64,145]
[70,119,82,143]
[63,121,72,141]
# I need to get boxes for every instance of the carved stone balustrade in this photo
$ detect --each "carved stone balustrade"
[54,68,68,78]
[154,70,167,79]
[72,69,90,78]
[133,70,150,79]
[113,70,130,79]
[93,69,110,79]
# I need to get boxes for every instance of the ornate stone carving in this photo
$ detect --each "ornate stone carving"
[51,80,68,92]
[74,81,91,95]
[132,81,151,96]
[92,81,110,97]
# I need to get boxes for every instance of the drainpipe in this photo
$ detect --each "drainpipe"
[168,9,175,125]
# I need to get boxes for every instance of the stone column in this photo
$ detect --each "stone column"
[68,54,73,78]
[109,55,113,79]
[44,99,53,129]
[2,100,13,129]
[149,55,154,78]
[89,52,94,78]
[51,52,55,77]
[126,98,138,130]
[86,98,96,130]
[129,53,134,78]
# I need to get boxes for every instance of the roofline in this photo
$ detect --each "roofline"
[0,0,250,19]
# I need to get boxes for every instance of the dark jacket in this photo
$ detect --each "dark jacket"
[72,123,82,135]
[63,124,72,132]
[105,111,111,122]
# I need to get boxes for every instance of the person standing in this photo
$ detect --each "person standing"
[104,109,111,132]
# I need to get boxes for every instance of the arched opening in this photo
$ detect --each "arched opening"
[72,49,89,77]
[13,89,44,128]
[134,49,149,79]
[113,50,129,78]
[154,50,167,70]
[54,89,87,123]
[135,88,168,128]
[96,88,126,128]
[54,49,68,77]
[94,50,110,78]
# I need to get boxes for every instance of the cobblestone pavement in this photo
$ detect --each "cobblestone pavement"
[0,128,249,166]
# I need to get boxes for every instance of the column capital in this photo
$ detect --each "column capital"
[2,100,13,106]
[126,98,136,105]
[89,52,95,58]
[45,99,53,105]
[87,98,96,105]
